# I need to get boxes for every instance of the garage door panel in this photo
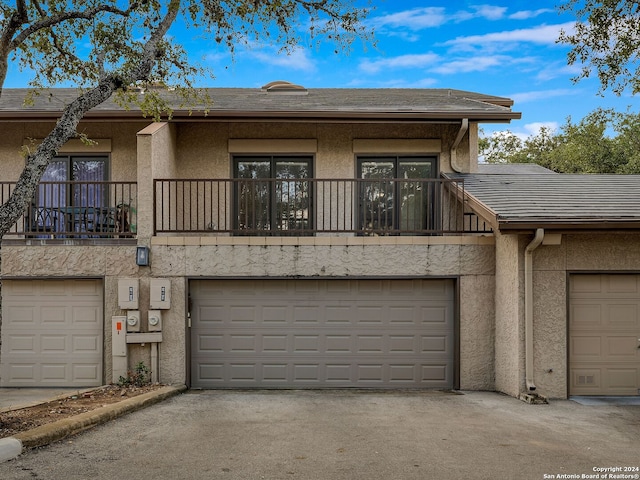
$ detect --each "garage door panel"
[6,364,37,383]
[4,335,36,353]
[1,279,103,387]
[72,305,102,326]
[570,274,640,396]
[194,359,452,387]
[608,304,638,326]
[73,334,101,353]
[5,306,36,324]
[72,364,100,381]
[608,275,639,293]
[571,303,603,327]
[263,335,289,352]
[41,335,67,353]
[263,306,289,323]
[198,334,224,352]
[197,332,449,358]
[192,279,454,389]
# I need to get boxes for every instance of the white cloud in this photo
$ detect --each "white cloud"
[432,54,536,75]
[372,5,508,32]
[509,9,554,20]
[523,121,560,136]
[444,22,576,48]
[245,48,316,72]
[432,55,505,74]
[485,121,559,142]
[509,88,578,104]
[359,53,440,74]
[469,5,507,21]
[204,52,229,63]
[535,63,582,82]
[371,7,448,31]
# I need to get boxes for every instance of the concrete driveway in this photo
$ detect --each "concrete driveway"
[0,390,638,480]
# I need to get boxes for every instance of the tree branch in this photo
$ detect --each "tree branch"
[10,5,134,51]
[0,0,181,236]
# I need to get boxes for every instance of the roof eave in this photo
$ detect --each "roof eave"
[498,219,640,231]
[0,109,522,123]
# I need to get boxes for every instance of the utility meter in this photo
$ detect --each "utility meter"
[148,310,162,332]
[126,310,141,332]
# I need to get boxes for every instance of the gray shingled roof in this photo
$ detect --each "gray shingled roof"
[0,87,520,122]
[476,163,556,174]
[446,173,640,230]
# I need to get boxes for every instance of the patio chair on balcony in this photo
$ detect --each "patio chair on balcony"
[84,204,132,237]
[28,207,57,238]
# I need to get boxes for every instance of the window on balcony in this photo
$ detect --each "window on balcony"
[358,156,437,233]
[32,155,119,236]
[234,156,312,234]
[38,155,109,208]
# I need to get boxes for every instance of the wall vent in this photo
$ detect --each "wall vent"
[577,375,595,385]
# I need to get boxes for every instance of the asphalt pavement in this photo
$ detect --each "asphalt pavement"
[0,389,639,480]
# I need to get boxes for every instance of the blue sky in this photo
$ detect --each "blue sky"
[187,0,637,139]
[4,1,637,139]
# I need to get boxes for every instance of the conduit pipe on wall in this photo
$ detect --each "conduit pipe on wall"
[450,118,469,173]
[151,342,159,384]
[525,228,544,391]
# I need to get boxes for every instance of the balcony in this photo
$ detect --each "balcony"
[1,181,138,239]
[154,178,491,236]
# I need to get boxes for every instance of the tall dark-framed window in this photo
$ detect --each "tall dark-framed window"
[358,156,437,233]
[37,155,109,209]
[234,155,312,234]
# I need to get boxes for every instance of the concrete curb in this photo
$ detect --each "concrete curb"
[0,384,186,462]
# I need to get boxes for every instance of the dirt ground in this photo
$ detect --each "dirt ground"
[0,383,164,439]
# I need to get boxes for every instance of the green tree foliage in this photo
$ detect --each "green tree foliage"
[0,0,374,237]
[480,109,640,174]
[558,0,640,95]
[0,0,373,349]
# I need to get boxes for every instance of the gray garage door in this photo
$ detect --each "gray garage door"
[190,279,455,388]
[1,279,103,387]
[569,274,640,396]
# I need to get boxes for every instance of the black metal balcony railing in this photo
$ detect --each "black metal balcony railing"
[1,181,137,238]
[154,178,492,235]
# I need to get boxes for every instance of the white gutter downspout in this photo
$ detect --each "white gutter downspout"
[525,228,544,392]
[450,118,468,173]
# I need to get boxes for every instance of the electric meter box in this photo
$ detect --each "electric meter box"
[126,310,141,333]
[150,278,171,309]
[148,310,162,332]
[118,278,139,310]
[111,316,127,357]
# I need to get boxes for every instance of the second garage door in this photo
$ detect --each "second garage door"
[569,274,640,396]
[1,279,103,387]
[190,278,455,389]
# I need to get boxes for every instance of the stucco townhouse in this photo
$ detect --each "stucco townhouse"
[1,82,639,399]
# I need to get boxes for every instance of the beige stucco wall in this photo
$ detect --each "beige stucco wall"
[1,244,141,385]
[171,121,474,178]
[494,232,523,397]
[145,236,496,390]
[1,116,485,388]
[532,233,640,399]
[1,237,496,389]
[0,121,146,182]
[495,231,640,399]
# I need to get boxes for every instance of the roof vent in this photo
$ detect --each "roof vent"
[261,81,308,95]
